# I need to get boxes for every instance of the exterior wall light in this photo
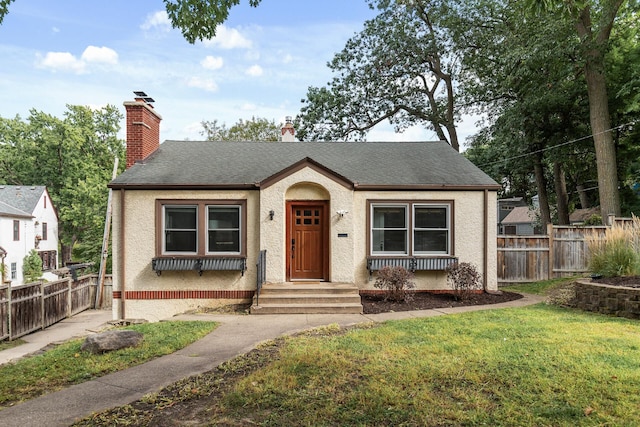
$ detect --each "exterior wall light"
[336,209,348,217]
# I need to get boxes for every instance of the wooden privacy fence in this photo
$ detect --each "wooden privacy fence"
[0,274,105,342]
[498,224,608,285]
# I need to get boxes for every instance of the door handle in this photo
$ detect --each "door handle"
[291,239,295,258]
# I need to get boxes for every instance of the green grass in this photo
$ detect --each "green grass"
[501,276,579,295]
[0,338,26,352]
[0,321,217,406]
[215,305,640,426]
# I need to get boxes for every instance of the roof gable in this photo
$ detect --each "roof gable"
[502,206,537,224]
[0,185,45,216]
[260,157,353,190]
[110,141,500,190]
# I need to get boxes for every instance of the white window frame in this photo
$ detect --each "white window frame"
[412,204,451,255]
[370,204,409,255]
[206,205,242,255]
[162,205,198,255]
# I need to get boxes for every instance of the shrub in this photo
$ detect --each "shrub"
[373,265,415,302]
[446,262,482,301]
[586,218,640,277]
[22,249,43,283]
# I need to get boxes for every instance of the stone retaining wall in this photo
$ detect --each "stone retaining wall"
[575,280,640,319]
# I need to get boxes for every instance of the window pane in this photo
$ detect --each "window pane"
[415,207,447,228]
[164,206,197,253]
[208,206,240,253]
[414,230,448,253]
[373,207,406,228]
[166,231,197,252]
[373,230,407,253]
[208,230,240,252]
[166,206,197,229]
[208,207,239,229]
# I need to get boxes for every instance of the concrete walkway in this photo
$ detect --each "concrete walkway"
[0,294,545,427]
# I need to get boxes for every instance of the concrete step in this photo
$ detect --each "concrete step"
[255,293,362,304]
[251,283,363,315]
[250,302,363,315]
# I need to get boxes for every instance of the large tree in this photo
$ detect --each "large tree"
[296,0,460,149]
[0,0,14,24]
[529,0,630,220]
[0,105,125,267]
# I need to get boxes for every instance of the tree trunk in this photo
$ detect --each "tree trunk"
[533,151,551,230]
[554,162,570,225]
[61,243,73,266]
[574,4,622,222]
[576,182,591,209]
[583,59,620,221]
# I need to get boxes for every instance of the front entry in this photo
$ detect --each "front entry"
[286,201,329,281]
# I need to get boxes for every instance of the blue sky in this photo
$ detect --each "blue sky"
[0,0,478,143]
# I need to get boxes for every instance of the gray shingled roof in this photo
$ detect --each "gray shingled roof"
[0,185,44,217]
[110,140,499,189]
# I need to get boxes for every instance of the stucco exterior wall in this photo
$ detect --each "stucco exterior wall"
[353,190,497,292]
[112,189,260,321]
[259,166,355,283]
[112,179,497,321]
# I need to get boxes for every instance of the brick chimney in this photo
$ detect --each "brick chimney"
[281,116,295,142]
[124,93,162,168]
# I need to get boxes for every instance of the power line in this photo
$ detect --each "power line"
[478,121,637,168]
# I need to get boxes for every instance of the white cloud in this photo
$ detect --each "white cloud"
[202,25,252,49]
[37,51,85,73]
[282,53,293,64]
[241,103,257,111]
[52,27,60,34]
[201,55,224,70]
[36,46,118,74]
[186,76,219,92]
[245,65,263,77]
[81,46,118,64]
[141,11,171,31]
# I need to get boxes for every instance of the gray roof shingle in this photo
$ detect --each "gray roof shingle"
[0,185,45,217]
[110,140,499,189]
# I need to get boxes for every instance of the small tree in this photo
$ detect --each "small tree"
[374,265,415,302]
[446,262,482,301]
[23,249,43,283]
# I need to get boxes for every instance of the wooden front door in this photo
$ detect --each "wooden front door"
[287,201,329,281]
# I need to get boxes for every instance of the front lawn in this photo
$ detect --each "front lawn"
[0,321,217,407]
[80,305,640,426]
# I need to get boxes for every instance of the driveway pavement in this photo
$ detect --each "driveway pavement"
[0,293,544,427]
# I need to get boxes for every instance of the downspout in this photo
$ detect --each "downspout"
[483,189,488,292]
[119,188,126,319]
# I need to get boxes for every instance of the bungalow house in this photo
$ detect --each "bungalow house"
[0,185,59,284]
[109,97,501,321]
[500,206,540,235]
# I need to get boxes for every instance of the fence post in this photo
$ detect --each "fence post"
[40,281,45,330]
[67,277,72,318]
[8,284,12,340]
[547,223,554,280]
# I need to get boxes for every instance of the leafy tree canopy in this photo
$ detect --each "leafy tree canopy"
[163,0,261,43]
[201,116,281,141]
[0,0,15,24]
[0,105,125,268]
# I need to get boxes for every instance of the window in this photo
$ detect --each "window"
[42,222,48,240]
[208,206,240,254]
[13,220,19,241]
[370,201,452,256]
[164,205,198,254]
[39,250,57,271]
[158,200,246,256]
[10,262,17,280]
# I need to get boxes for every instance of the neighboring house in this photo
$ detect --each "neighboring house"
[109,97,501,321]
[0,185,59,284]
[497,197,527,234]
[500,206,539,235]
[569,207,601,225]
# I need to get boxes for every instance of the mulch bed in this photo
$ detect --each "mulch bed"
[361,291,523,314]
[590,275,640,289]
